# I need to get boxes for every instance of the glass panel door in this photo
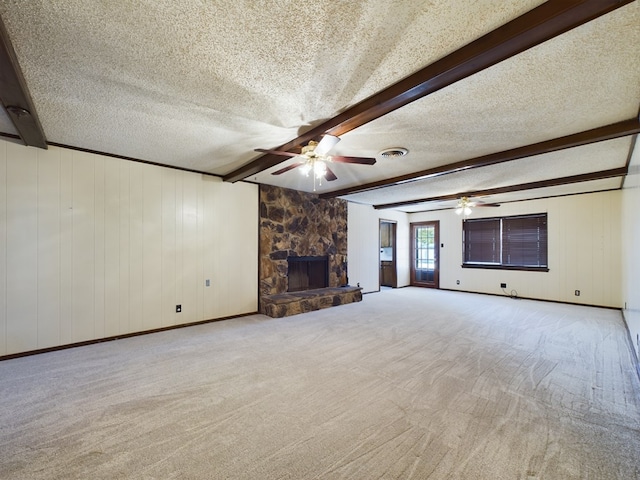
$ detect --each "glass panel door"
[411,221,439,288]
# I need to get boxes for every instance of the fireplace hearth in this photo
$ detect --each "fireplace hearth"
[288,256,328,292]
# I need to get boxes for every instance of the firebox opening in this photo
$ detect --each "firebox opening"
[287,256,329,292]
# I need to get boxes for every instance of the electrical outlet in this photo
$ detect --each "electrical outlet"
[205,279,210,287]
[456,280,460,285]
[176,304,182,313]
[500,283,507,288]
[574,290,580,296]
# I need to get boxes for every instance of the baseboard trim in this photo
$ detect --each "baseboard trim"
[0,311,258,362]
[438,287,622,310]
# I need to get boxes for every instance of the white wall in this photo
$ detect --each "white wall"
[622,143,640,360]
[0,140,258,356]
[347,203,409,293]
[349,191,623,306]
[408,191,622,308]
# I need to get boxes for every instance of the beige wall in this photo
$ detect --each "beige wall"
[0,140,258,356]
[347,203,410,293]
[348,190,623,307]
[408,191,622,308]
[622,144,640,360]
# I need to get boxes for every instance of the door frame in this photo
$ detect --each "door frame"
[410,221,440,288]
[379,219,397,288]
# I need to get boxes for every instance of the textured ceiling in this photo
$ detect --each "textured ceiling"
[393,177,624,213]
[0,0,638,212]
[342,137,631,206]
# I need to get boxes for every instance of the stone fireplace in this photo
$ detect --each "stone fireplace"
[259,185,361,317]
[259,185,347,297]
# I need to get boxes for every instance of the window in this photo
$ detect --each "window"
[463,213,548,271]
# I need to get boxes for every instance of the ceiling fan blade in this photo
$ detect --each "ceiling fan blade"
[475,203,501,207]
[331,155,376,165]
[324,165,338,182]
[255,148,300,158]
[314,134,340,156]
[271,162,305,175]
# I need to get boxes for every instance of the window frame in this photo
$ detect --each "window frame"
[462,213,549,272]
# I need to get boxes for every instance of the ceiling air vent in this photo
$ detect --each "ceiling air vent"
[379,147,408,158]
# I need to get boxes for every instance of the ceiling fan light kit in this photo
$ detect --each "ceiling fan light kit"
[297,139,329,189]
[454,196,502,216]
[455,197,474,216]
[313,159,327,178]
[256,134,376,189]
[456,206,473,216]
[298,157,327,179]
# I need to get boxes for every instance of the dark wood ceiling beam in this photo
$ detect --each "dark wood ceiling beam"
[223,0,633,183]
[0,16,47,149]
[373,167,628,210]
[321,118,640,199]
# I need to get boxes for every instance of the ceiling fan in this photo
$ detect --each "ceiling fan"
[254,135,376,188]
[455,196,501,216]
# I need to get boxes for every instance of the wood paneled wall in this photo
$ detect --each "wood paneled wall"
[0,140,258,356]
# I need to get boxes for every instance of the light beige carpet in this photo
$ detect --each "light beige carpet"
[1,288,639,479]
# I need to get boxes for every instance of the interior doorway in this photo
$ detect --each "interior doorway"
[379,220,397,288]
[410,221,439,288]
